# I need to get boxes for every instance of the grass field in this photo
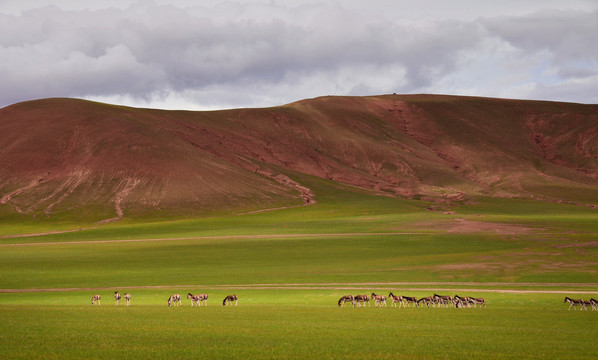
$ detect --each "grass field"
[1,178,597,359]
[1,291,596,359]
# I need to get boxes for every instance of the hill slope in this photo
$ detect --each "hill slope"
[1,94,597,221]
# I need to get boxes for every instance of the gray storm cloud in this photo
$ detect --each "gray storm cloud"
[1,1,597,109]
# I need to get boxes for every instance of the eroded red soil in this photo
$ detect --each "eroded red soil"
[1,94,598,220]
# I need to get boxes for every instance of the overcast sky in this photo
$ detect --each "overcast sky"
[1,0,597,110]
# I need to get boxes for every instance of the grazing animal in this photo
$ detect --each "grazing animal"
[91,294,101,305]
[452,297,461,307]
[187,293,208,306]
[417,296,435,308]
[187,293,200,306]
[338,295,356,307]
[124,293,131,306]
[168,294,181,307]
[402,296,418,307]
[371,293,387,307]
[433,294,453,308]
[114,291,121,306]
[388,293,403,307]
[354,294,370,307]
[196,293,208,306]
[454,295,474,308]
[590,298,598,311]
[223,294,238,306]
[564,297,586,311]
[472,297,486,308]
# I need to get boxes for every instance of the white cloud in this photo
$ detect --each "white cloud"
[478,8,598,102]
[0,1,597,109]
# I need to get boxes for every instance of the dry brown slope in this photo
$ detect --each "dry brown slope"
[180,94,598,202]
[0,99,303,220]
[1,94,597,220]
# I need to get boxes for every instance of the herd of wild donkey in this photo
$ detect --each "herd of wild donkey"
[338,293,486,308]
[90,291,238,306]
[563,296,598,311]
[88,291,598,310]
[340,293,598,310]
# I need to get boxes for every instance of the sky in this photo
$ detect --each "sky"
[1,0,597,110]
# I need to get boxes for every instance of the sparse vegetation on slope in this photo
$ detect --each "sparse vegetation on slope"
[1,94,597,223]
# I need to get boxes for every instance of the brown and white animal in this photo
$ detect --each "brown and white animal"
[354,294,370,307]
[114,291,121,306]
[454,295,474,308]
[195,293,208,306]
[223,294,238,306]
[417,296,435,308]
[371,293,387,307]
[433,294,453,307]
[563,297,586,311]
[168,294,181,307]
[91,294,101,305]
[338,295,356,307]
[186,293,208,306]
[388,293,403,307]
[402,295,418,307]
[590,298,598,311]
[124,293,131,306]
[187,293,200,306]
[472,297,486,308]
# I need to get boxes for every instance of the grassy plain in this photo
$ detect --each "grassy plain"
[1,178,597,358]
[1,296,596,360]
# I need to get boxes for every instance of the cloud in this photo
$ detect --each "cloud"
[478,8,598,103]
[0,1,597,109]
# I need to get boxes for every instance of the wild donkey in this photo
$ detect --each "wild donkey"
[354,294,370,307]
[338,295,356,307]
[187,293,200,306]
[564,297,586,311]
[388,293,403,307]
[370,293,387,307]
[91,294,101,305]
[168,294,181,307]
[187,293,208,306]
[223,294,238,306]
[433,294,453,308]
[401,295,418,307]
[195,293,208,306]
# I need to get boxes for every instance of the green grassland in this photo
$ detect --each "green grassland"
[0,293,596,359]
[1,178,597,358]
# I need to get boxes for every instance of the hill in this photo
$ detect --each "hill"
[1,94,597,221]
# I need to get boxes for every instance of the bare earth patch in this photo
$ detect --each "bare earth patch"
[413,218,537,234]
[447,218,536,234]
[553,241,598,249]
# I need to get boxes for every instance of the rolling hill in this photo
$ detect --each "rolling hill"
[1,94,597,222]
